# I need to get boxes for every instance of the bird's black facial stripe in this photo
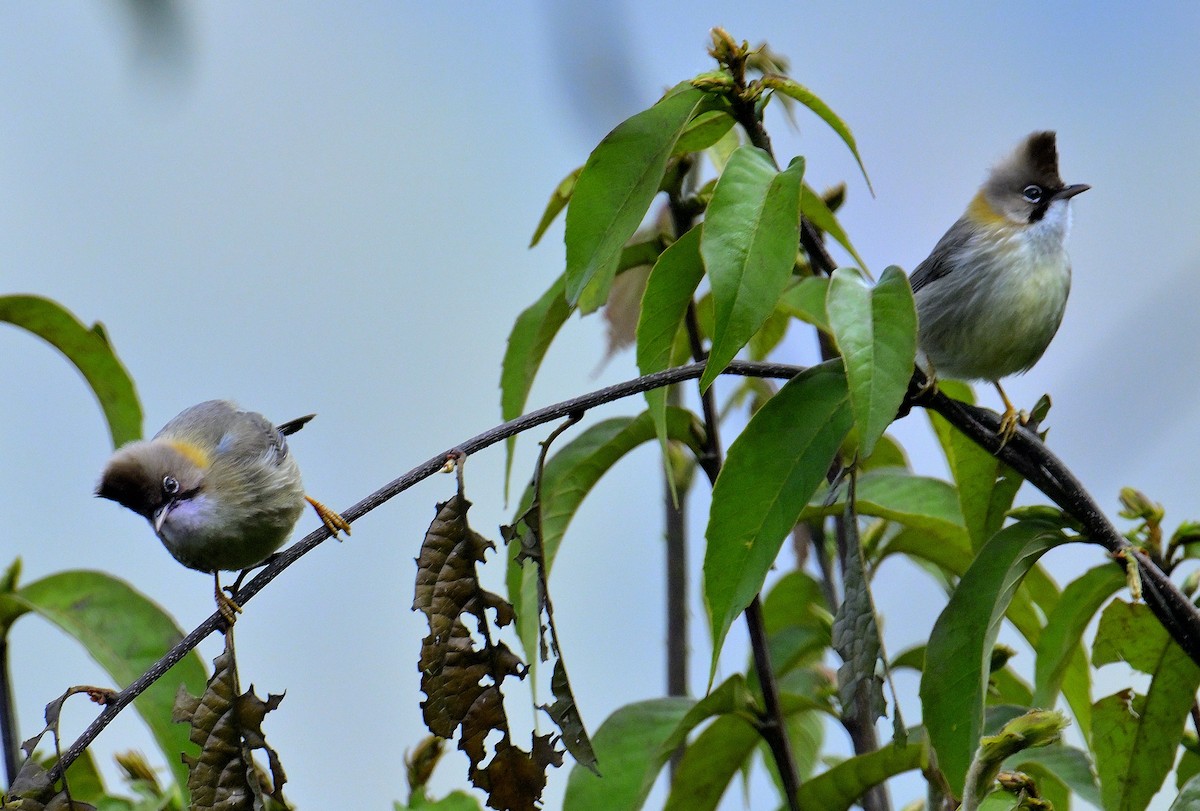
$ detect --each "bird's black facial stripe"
[1027,186,1063,223]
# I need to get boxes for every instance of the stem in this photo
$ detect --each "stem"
[664,404,688,699]
[663,170,696,707]
[680,289,800,807]
[746,596,802,804]
[0,638,17,785]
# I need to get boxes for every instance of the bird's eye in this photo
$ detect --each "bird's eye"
[1022,185,1043,203]
[162,475,179,495]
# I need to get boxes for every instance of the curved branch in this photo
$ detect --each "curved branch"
[46,359,797,782]
[45,358,1200,784]
[917,387,1200,662]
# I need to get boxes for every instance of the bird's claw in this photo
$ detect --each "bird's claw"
[307,495,351,540]
[215,579,242,627]
[996,407,1029,450]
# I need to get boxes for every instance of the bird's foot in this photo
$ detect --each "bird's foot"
[214,577,242,628]
[307,495,351,540]
[996,406,1030,450]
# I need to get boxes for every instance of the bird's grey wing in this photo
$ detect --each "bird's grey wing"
[155,400,240,446]
[205,408,292,467]
[909,216,972,295]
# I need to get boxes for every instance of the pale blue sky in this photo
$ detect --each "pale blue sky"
[2,4,1198,809]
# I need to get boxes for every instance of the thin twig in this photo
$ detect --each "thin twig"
[663,170,697,712]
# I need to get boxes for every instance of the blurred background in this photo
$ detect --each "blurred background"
[2,3,1198,808]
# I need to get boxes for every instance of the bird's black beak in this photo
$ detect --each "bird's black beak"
[1054,183,1090,201]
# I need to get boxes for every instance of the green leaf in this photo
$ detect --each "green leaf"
[811,469,968,547]
[762,572,832,677]
[704,360,851,683]
[1178,749,1200,791]
[564,86,710,309]
[1092,600,1200,811]
[878,521,1054,676]
[761,75,872,193]
[928,387,1025,551]
[777,276,830,333]
[800,184,867,272]
[762,571,829,636]
[919,519,1069,797]
[1,570,208,792]
[398,790,484,811]
[1172,773,1200,811]
[825,266,915,458]
[699,147,804,391]
[500,275,572,492]
[988,666,1034,708]
[705,123,741,174]
[794,739,927,810]
[747,306,791,361]
[656,674,759,754]
[530,166,582,247]
[860,433,909,472]
[0,295,142,447]
[672,109,736,157]
[636,226,704,461]
[663,714,758,811]
[976,791,1020,810]
[507,408,705,663]
[1006,745,1102,809]
[563,698,693,811]
[1033,564,1124,731]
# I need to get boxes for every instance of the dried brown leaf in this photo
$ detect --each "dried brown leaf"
[4,689,100,809]
[415,486,562,811]
[172,635,289,811]
[599,263,652,364]
[471,735,562,811]
[504,422,599,776]
[539,660,599,775]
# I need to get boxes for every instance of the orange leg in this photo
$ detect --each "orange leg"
[994,382,1028,449]
[307,495,351,539]
[214,573,242,627]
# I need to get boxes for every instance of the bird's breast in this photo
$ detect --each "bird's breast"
[914,221,1071,382]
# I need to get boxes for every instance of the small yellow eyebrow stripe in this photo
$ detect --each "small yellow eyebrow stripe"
[165,439,212,469]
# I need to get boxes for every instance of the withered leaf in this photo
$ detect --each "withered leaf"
[504,430,599,776]
[470,735,562,811]
[539,660,598,775]
[4,689,100,809]
[415,488,561,810]
[1,757,96,810]
[172,635,290,811]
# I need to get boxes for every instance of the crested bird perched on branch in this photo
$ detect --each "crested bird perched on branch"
[910,131,1089,443]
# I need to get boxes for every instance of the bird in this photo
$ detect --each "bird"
[96,400,350,622]
[910,131,1089,444]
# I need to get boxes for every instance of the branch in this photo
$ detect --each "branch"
[916,387,1200,663]
[45,360,796,783]
[44,358,1200,786]
[0,640,16,785]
